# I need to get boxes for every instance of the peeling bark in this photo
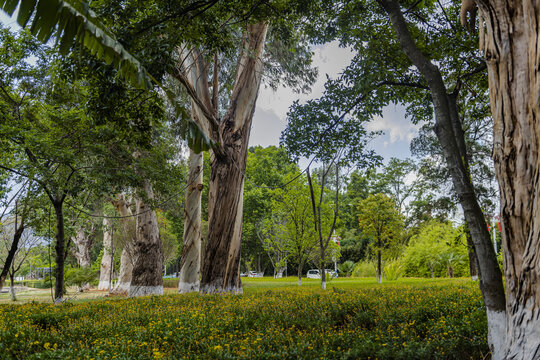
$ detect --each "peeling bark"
[128,181,163,297]
[475,1,540,358]
[200,23,268,294]
[71,223,94,268]
[178,150,203,293]
[111,195,136,294]
[98,217,114,291]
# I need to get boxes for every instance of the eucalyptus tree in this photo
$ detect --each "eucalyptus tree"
[459,1,540,358]
[168,13,316,293]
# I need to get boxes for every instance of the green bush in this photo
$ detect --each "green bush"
[384,261,404,281]
[338,260,356,277]
[64,267,97,289]
[352,261,376,277]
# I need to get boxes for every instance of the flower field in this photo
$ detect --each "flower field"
[0,279,489,359]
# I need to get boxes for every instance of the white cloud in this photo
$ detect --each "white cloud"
[367,105,420,144]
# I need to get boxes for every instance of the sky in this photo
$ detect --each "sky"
[250,41,420,164]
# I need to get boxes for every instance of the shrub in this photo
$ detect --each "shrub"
[384,261,404,281]
[338,260,356,277]
[352,261,376,277]
[64,267,97,290]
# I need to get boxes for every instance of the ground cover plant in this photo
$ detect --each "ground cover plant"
[0,278,489,359]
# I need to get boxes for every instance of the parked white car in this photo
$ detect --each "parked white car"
[306,269,338,279]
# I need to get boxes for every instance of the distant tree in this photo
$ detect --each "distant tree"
[357,194,404,284]
[267,173,319,285]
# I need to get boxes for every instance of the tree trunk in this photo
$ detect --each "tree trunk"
[128,181,163,297]
[9,273,16,301]
[98,217,114,291]
[178,150,203,293]
[320,248,327,290]
[377,249,382,284]
[378,1,507,357]
[0,222,24,291]
[71,225,93,268]
[200,23,268,294]
[297,262,302,286]
[476,1,540,358]
[53,201,65,301]
[111,195,135,294]
[466,230,479,280]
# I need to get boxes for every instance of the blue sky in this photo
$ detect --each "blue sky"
[250,41,418,164]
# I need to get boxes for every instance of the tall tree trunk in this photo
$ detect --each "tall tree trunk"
[200,23,268,294]
[128,181,163,297]
[378,1,507,357]
[475,1,540,358]
[178,150,203,293]
[0,222,24,291]
[111,195,135,294]
[98,217,114,291]
[377,249,382,284]
[71,225,93,268]
[53,201,66,301]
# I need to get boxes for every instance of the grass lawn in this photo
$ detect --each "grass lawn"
[0,277,489,359]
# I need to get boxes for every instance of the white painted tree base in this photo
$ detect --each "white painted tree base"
[97,280,111,291]
[487,309,506,360]
[505,308,540,360]
[112,282,130,294]
[178,281,200,293]
[321,280,326,290]
[471,275,479,281]
[298,278,302,286]
[128,285,163,297]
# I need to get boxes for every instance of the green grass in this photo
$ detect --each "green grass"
[0,277,489,359]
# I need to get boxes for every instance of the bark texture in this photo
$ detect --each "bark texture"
[200,23,268,293]
[53,202,65,301]
[178,150,203,293]
[98,217,114,291]
[476,1,540,358]
[111,195,136,294]
[128,181,163,297]
[378,1,507,357]
[71,224,94,268]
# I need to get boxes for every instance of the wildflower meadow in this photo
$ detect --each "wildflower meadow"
[0,278,489,359]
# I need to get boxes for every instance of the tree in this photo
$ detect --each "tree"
[357,193,404,284]
[268,172,319,285]
[242,146,299,275]
[97,215,114,291]
[460,1,540,358]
